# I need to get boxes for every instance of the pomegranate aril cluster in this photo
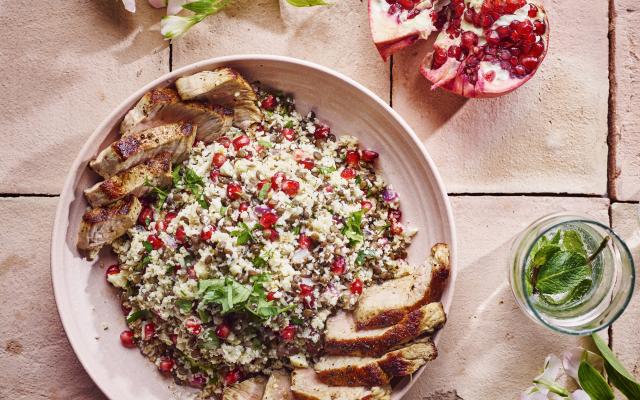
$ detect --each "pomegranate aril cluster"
[386,0,422,19]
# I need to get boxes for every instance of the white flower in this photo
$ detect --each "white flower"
[161,15,201,39]
[148,0,167,8]
[569,390,591,400]
[562,348,604,382]
[121,0,137,12]
[167,0,194,14]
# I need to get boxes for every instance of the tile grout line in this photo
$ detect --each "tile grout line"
[607,0,617,351]
[169,41,174,72]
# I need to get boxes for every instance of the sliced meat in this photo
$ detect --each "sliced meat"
[120,87,180,136]
[324,302,446,357]
[84,152,172,207]
[290,369,390,400]
[354,243,450,330]
[314,340,437,387]
[223,376,267,400]
[175,68,262,129]
[262,370,293,400]
[77,195,142,259]
[90,122,196,179]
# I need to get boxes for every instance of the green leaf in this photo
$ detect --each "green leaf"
[356,249,376,265]
[286,0,329,6]
[341,211,364,246]
[293,225,301,235]
[563,230,587,255]
[252,256,267,269]
[536,251,590,295]
[172,165,182,186]
[126,310,149,324]
[578,361,614,400]
[182,0,221,13]
[197,307,211,324]
[176,299,193,314]
[592,334,640,399]
[258,182,271,200]
[142,241,153,253]
[257,140,273,148]
[201,329,220,349]
[541,279,592,305]
[550,230,562,244]
[319,166,337,175]
[533,244,561,266]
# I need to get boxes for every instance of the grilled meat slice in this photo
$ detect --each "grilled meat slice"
[314,340,437,387]
[120,87,180,136]
[223,377,267,400]
[290,369,390,400]
[84,152,171,207]
[262,370,293,400]
[77,195,142,259]
[324,302,446,357]
[354,243,450,330]
[175,68,262,129]
[90,122,196,179]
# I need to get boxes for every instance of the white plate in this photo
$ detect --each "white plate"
[51,55,457,399]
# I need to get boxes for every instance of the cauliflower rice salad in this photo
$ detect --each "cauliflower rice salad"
[105,87,416,397]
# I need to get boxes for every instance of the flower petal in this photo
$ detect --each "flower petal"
[562,348,605,382]
[569,389,591,400]
[520,386,550,400]
[536,354,564,383]
[121,0,136,12]
[167,0,191,15]
[148,0,167,8]
[160,15,199,39]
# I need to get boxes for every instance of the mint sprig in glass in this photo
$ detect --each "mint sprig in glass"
[509,214,635,335]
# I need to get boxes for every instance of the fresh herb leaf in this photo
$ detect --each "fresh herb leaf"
[293,225,301,235]
[550,230,562,244]
[199,278,252,313]
[126,309,149,323]
[341,211,364,246]
[535,251,590,295]
[258,182,271,200]
[257,140,273,148]
[252,256,268,269]
[533,244,561,266]
[161,0,232,39]
[592,334,640,399]
[319,166,337,175]
[230,222,254,245]
[176,299,193,314]
[541,279,592,305]
[563,230,587,255]
[284,120,294,128]
[356,249,376,265]
[172,165,182,186]
[578,361,615,400]
[197,307,211,324]
[286,0,329,6]
[290,316,304,325]
[136,255,151,271]
[201,329,220,349]
[142,241,153,253]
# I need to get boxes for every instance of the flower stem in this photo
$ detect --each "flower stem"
[587,236,610,264]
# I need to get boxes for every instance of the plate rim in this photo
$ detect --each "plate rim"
[50,54,458,399]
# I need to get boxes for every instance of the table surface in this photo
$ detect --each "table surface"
[1,1,639,399]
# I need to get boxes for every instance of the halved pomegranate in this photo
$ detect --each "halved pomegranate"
[369,0,449,61]
[420,0,549,97]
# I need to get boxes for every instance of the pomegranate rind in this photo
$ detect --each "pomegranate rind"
[420,1,550,98]
[369,0,447,61]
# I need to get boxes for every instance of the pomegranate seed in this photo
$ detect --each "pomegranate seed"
[299,284,314,297]
[144,322,155,340]
[227,183,243,200]
[448,45,462,59]
[516,19,533,36]
[122,304,132,315]
[187,267,197,280]
[224,368,242,386]
[216,323,231,339]
[232,135,250,150]
[350,278,364,295]
[484,70,497,82]
[389,209,402,221]
[148,234,164,250]
[390,220,404,235]
[164,212,177,225]
[486,30,500,45]
[257,179,272,194]
[282,128,296,141]
[514,64,527,76]
[388,3,399,15]
[496,25,511,38]
[299,158,315,170]
[209,170,219,182]
[520,56,539,72]
[200,227,213,241]
[461,31,478,49]
[528,3,538,17]
[159,358,174,373]
[481,14,493,27]
[185,317,202,335]
[361,200,372,212]
[314,124,330,140]
[341,168,357,179]
[534,20,546,35]
[106,264,120,277]
[529,41,545,57]
[324,185,334,193]
[432,47,448,68]
[120,330,136,348]
[271,172,286,189]
[169,334,178,345]
[260,212,279,228]
[175,227,186,243]
[189,375,207,389]
[453,2,465,16]
[281,180,300,196]
[266,291,277,301]
[280,325,297,341]
[264,228,279,241]
[510,56,519,67]
[464,9,474,23]
[217,137,231,148]
[239,202,249,212]
[298,234,312,249]
[260,95,276,110]
[212,153,227,168]
[331,256,346,275]
[138,207,154,227]
[345,150,360,167]
[397,0,413,9]
[361,149,379,162]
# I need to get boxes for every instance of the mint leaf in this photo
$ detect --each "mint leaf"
[142,241,153,253]
[592,334,640,399]
[550,230,562,244]
[176,299,193,314]
[201,329,220,349]
[578,361,614,400]
[258,182,271,200]
[533,244,561,266]
[286,0,329,6]
[341,211,364,246]
[126,309,149,323]
[536,251,590,295]
[563,230,587,255]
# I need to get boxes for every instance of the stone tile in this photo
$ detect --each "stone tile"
[610,203,640,376]
[0,2,169,195]
[404,196,610,400]
[171,0,390,101]
[392,1,609,195]
[611,0,640,201]
[0,198,105,399]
